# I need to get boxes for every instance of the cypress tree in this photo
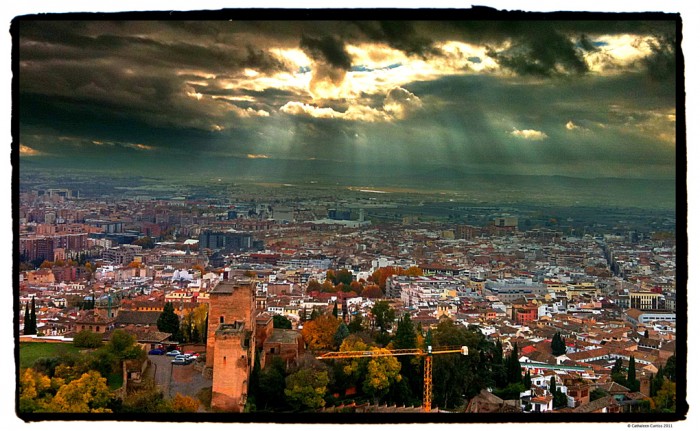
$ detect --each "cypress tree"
[424,328,433,348]
[612,357,624,375]
[30,297,37,335]
[333,322,350,348]
[508,343,521,384]
[652,364,665,397]
[627,356,640,392]
[332,301,338,319]
[492,339,507,388]
[23,302,31,335]
[552,332,566,356]
[664,354,676,382]
[549,375,557,395]
[157,302,181,339]
[523,369,532,389]
[394,313,417,349]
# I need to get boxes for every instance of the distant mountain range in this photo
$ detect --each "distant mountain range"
[19,157,677,210]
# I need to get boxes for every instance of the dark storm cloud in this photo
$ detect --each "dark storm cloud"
[577,35,599,52]
[430,20,676,77]
[354,21,440,58]
[20,28,289,75]
[486,25,589,77]
[18,21,296,134]
[300,34,352,69]
[642,33,676,81]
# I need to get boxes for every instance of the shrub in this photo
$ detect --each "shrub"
[73,330,104,348]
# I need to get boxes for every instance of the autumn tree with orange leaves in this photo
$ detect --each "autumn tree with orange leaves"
[301,314,340,351]
[371,266,423,292]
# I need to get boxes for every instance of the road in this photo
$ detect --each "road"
[148,354,212,402]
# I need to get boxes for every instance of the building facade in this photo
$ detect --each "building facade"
[206,277,257,412]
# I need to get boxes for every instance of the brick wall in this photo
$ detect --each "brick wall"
[206,278,257,412]
[211,329,250,412]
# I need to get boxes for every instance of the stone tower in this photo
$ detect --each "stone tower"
[206,277,257,411]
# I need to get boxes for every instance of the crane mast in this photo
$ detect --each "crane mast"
[317,345,468,412]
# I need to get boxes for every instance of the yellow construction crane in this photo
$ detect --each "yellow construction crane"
[317,345,468,412]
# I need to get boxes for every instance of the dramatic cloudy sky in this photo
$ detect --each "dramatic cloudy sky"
[17,10,678,187]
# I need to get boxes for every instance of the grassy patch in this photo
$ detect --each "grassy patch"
[106,372,124,390]
[19,342,81,369]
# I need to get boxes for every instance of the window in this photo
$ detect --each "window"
[220,316,224,324]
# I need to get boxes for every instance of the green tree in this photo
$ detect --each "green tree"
[362,349,402,403]
[551,332,566,356]
[651,364,665,397]
[393,313,421,402]
[25,297,38,335]
[590,387,608,401]
[506,343,522,384]
[180,311,198,343]
[549,376,568,409]
[132,236,155,249]
[332,301,339,319]
[554,388,568,409]
[653,379,676,412]
[257,356,288,411]
[491,339,507,388]
[157,302,180,339]
[246,349,262,411]
[23,302,33,335]
[119,382,169,413]
[273,315,293,329]
[284,368,329,411]
[347,313,364,333]
[424,328,433,348]
[393,313,417,349]
[333,322,350,348]
[371,301,395,334]
[431,319,492,409]
[549,376,557,397]
[611,357,628,387]
[336,268,354,286]
[627,356,640,392]
[492,382,525,400]
[73,330,104,348]
[107,329,144,361]
[522,369,532,389]
[664,354,676,382]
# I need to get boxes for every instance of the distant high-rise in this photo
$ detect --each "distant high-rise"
[199,230,255,252]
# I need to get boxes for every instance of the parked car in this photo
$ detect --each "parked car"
[166,350,182,357]
[171,357,187,365]
[148,349,165,355]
